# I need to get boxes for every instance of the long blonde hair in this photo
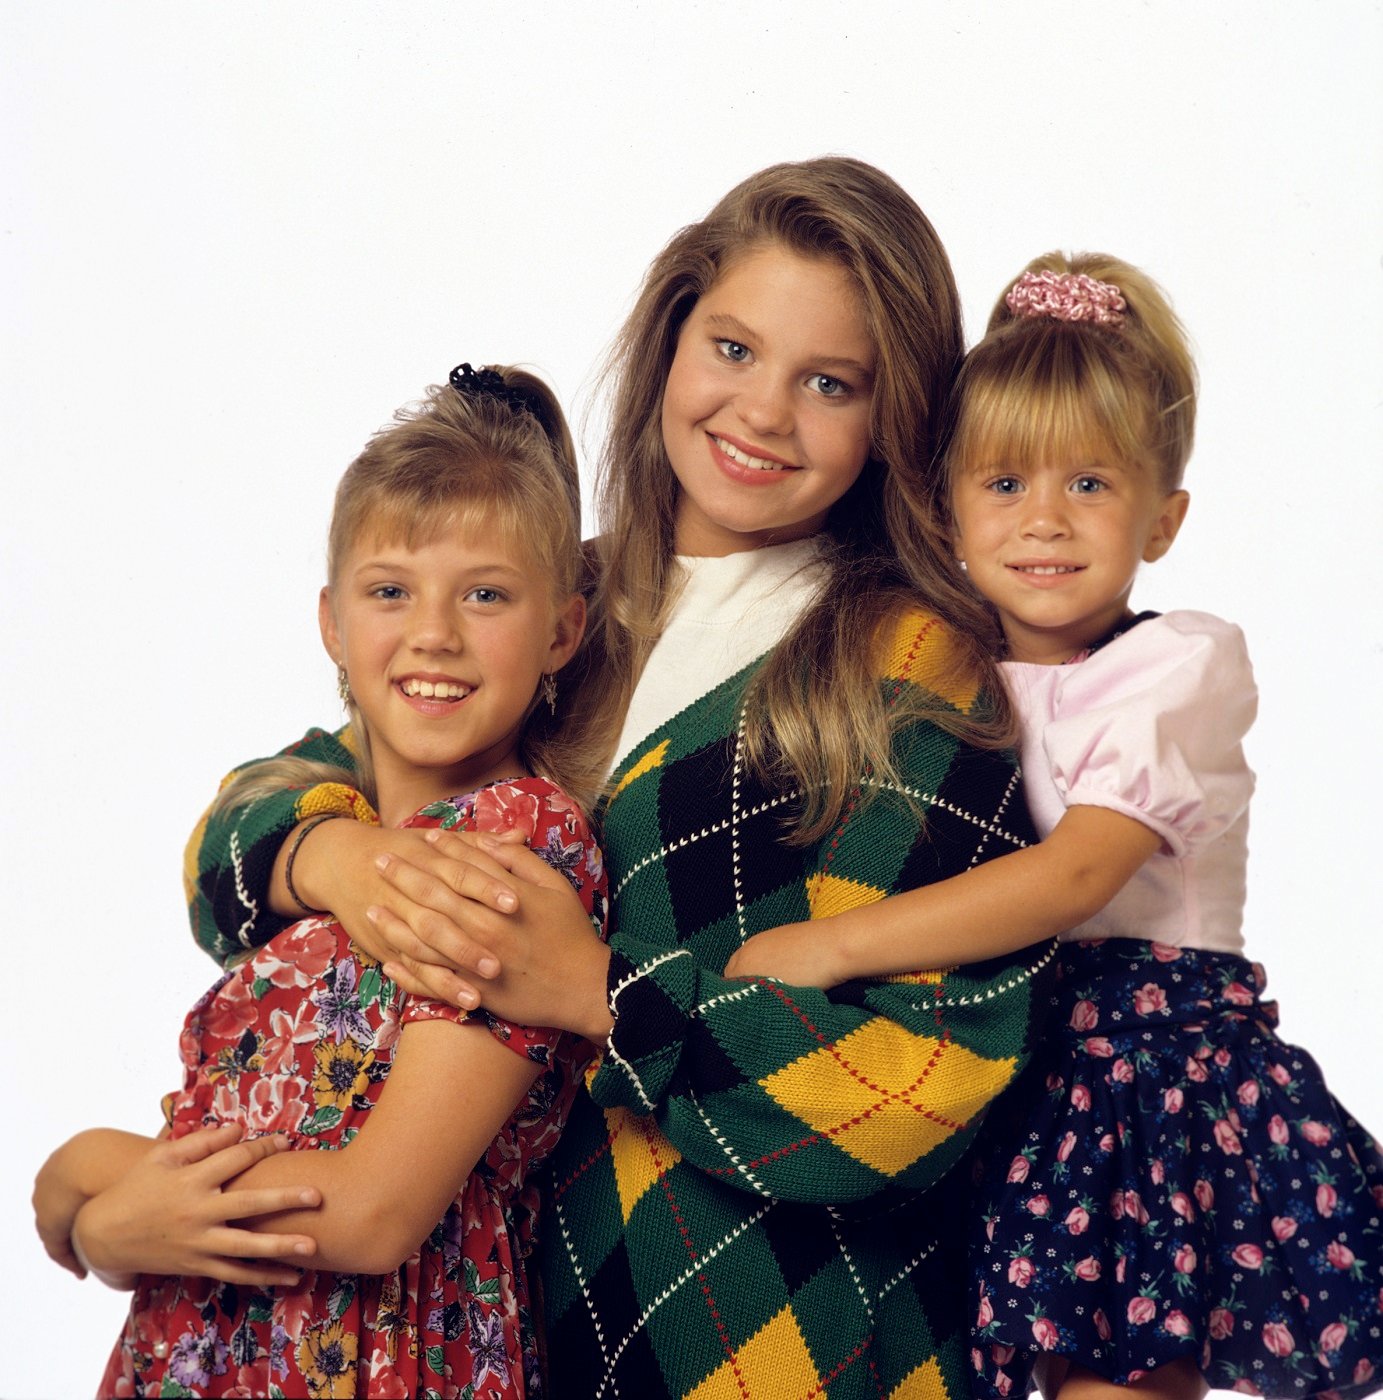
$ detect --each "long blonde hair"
[215,367,600,816]
[568,156,1012,842]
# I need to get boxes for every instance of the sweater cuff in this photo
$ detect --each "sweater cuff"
[588,932,697,1114]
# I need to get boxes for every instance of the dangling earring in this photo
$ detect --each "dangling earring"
[337,665,352,705]
[541,672,557,715]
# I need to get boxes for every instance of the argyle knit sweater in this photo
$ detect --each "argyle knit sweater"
[187,610,1056,1399]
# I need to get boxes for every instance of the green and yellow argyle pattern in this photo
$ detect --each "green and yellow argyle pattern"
[539,610,1056,1398]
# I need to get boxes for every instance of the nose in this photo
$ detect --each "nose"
[1019,484,1071,541]
[408,597,463,653]
[737,372,794,438]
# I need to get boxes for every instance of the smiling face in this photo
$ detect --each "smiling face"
[660,243,877,556]
[320,521,584,826]
[951,454,1188,665]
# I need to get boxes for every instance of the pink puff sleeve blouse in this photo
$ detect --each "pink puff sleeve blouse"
[1001,610,1257,953]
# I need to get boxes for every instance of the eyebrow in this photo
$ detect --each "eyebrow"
[703,313,875,381]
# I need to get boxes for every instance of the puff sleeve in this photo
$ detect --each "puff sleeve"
[1041,611,1257,857]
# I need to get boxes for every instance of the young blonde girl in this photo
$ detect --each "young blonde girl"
[35,365,607,1398]
[126,159,1059,1400]
[727,255,1383,1400]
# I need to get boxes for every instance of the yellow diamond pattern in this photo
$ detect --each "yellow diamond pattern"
[882,611,978,712]
[890,1356,946,1399]
[608,738,670,805]
[762,1018,1016,1177]
[805,871,882,919]
[686,1306,822,1400]
[608,1106,681,1224]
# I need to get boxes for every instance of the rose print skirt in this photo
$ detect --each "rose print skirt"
[970,939,1383,1399]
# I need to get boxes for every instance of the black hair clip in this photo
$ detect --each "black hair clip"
[449,362,543,422]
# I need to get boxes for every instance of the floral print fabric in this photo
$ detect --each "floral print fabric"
[100,778,608,1399]
[971,939,1383,1399]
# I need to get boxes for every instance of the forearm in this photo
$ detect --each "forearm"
[38,1128,159,1208]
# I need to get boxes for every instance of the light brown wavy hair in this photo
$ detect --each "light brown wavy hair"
[565,156,1013,842]
[215,367,600,815]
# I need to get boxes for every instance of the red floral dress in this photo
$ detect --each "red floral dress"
[99,778,607,1399]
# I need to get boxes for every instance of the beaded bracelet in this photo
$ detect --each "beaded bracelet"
[284,812,346,916]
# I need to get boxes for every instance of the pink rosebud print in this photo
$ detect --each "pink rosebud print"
[1116,1254,1127,1283]
[1045,1072,1064,1093]
[1027,1194,1051,1217]
[1272,1216,1298,1241]
[1327,1242,1355,1271]
[1164,1087,1184,1113]
[1355,1360,1375,1386]
[977,1290,993,1329]
[1164,1310,1193,1337]
[1301,1120,1334,1147]
[1133,982,1168,1015]
[1185,1056,1209,1083]
[1171,1192,1196,1221]
[1070,1084,1092,1111]
[1214,1119,1244,1155]
[1238,1079,1261,1107]
[992,1343,1015,1365]
[1151,941,1182,961]
[1124,1190,1150,1225]
[1111,1058,1135,1084]
[1127,1296,1157,1326]
[1099,1133,1116,1153]
[1108,1191,1125,1221]
[1174,1245,1198,1274]
[995,1370,1012,1396]
[1268,1115,1290,1146]
[1074,1257,1101,1282]
[1194,1179,1214,1212]
[1150,1157,1165,1185]
[1317,1183,1338,1218]
[1006,1155,1030,1183]
[1373,1185,1383,1209]
[971,1349,984,1373]
[1317,1322,1348,1358]
[1008,1256,1035,1287]
[1084,1036,1114,1058]
[1262,1322,1295,1358]
[1094,1309,1112,1341]
[1032,1317,1060,1351]
[1209,1308,1235,1340]
[1070,999,1098,1031]
[1269,1062,1291,1086]
[1223,981,1255,1006]
[1214,1047,1232,1068]
[1066,1206,1090,1236]
[1232,1243,1265,1269]
[1057,1131,1077,1163]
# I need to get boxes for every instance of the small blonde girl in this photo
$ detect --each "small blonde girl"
[35,365,607,1398]
[728,254,1383,1400]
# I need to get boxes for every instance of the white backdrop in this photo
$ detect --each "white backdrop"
[3,4,1380,1396]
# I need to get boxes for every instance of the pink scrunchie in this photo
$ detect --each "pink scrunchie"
[1005,269,1127,326]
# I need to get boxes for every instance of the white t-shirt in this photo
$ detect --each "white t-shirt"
[612,538,826,771]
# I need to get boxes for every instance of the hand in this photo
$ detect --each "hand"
[72,1124,322,1290]
[289,821,519,1006]
[381,832,614,1041]
[723,920,843,989]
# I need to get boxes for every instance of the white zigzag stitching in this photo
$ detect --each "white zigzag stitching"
[688,1085,771,1197]
[229,830,260,948]
[586,1201,777,1399]
[554,1196,619,1399]
[967,766,1026,870]
[856,774,1031,851]
[925,937,1061,1009]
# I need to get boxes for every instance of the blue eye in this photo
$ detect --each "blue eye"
[715,339,751,363]
[371,584,406,601]
[809,374,849,398]
[1071,476,1106,495]
[987,476,1023,496]
[466,586,505,605]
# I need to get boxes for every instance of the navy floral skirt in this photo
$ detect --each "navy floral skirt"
[970,940,1383,1399]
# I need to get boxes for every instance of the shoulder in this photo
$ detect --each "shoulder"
[1080,611,1255,707]
[476,775,596,844]
[877,606,989,716]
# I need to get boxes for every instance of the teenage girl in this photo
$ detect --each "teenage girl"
[725,255,1383,1400]
[104,159,1058,1399]
[34,365,607,1398]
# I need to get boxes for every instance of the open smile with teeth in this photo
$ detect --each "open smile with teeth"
[1011,565,1083,575]
[712,435,794,472]
[400,678,473,700]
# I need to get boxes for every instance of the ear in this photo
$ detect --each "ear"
[1142,489,1190,563]
[318,586,344,665]
[545,593,587,674]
